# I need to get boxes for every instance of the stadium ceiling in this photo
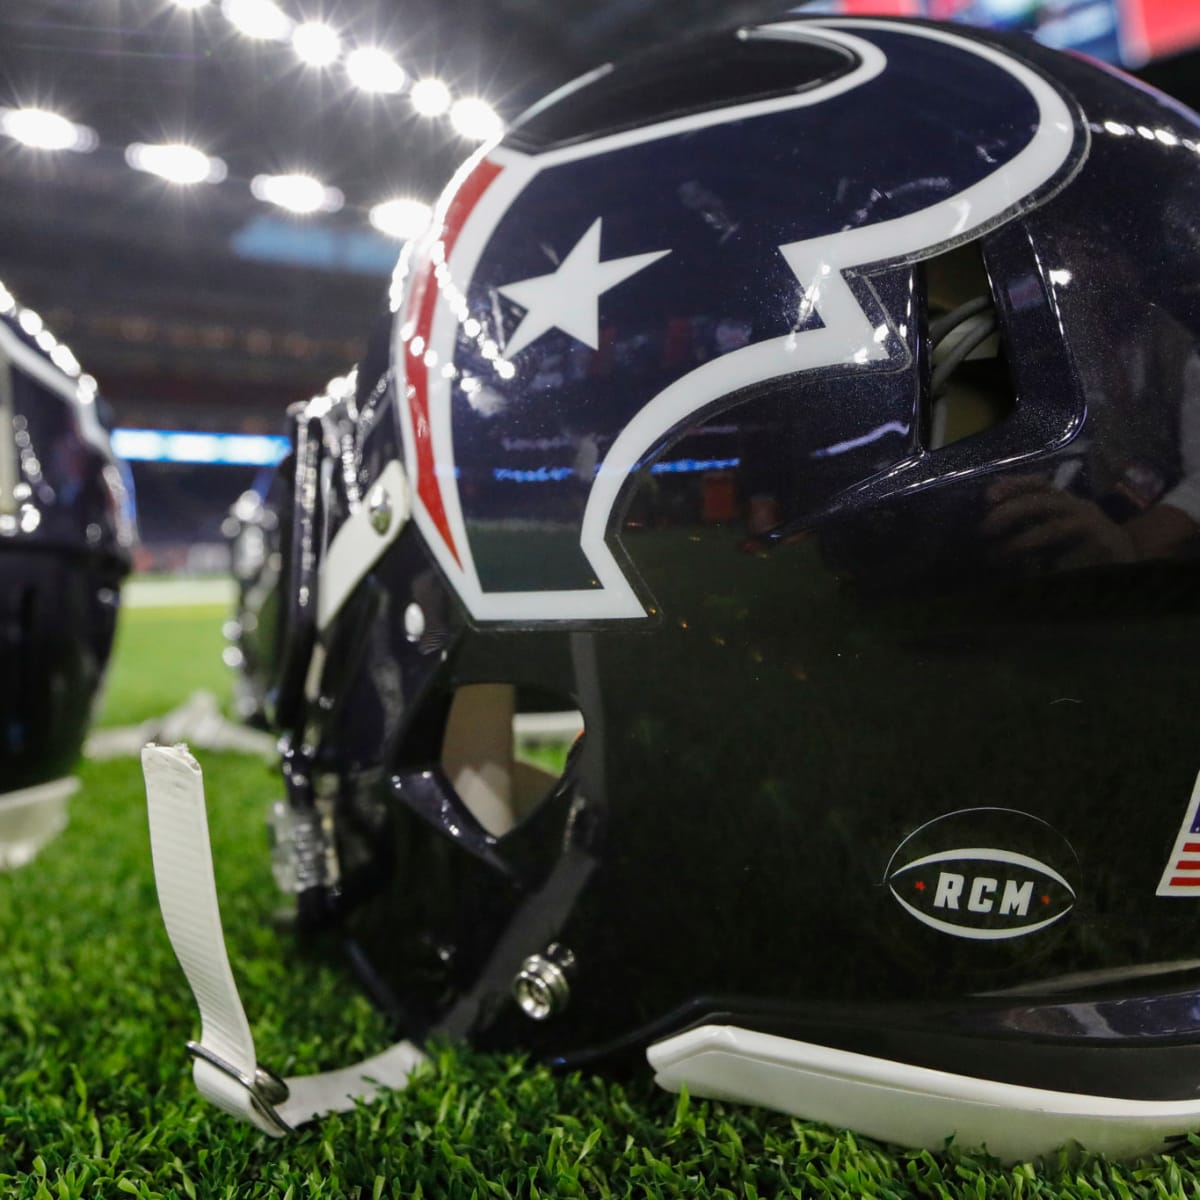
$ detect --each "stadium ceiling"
[0,0,781,395]
[0,1,1195,401]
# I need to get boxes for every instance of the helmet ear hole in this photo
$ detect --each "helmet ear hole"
[439,684,584,838]
[924,242,1015,451]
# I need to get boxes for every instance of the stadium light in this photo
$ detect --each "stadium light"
[450,97,502,141]
[292,21,341,66]
[345,46,406,94]
[409,77,452,117]
[0,107,97,152]
[0,281,14,315]
[222,0,292,41]
[369,197,432,240]
[250,172,343,214]
[126,142,227,185]
[172,0,210,8]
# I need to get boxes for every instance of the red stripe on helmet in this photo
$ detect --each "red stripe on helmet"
[404,156,503,568]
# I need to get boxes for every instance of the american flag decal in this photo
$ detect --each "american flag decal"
[1156,772,1200,895]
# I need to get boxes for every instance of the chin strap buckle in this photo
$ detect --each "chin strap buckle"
[143,742,428,1137]
[186,1042,293,1137]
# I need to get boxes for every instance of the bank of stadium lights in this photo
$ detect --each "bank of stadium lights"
[251,172,342,214]
[369,197,432,240]
[209,0,504,131]
[126,142,227,185]
[0,9,505,236]
[292,21,340,67]
[0,107,97,152]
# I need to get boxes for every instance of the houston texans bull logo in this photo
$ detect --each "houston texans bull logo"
[392,19,1084,622]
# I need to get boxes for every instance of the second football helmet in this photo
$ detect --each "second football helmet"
[1,284,134,865]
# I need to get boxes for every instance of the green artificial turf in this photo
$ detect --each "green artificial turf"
[4,595,1200,1196]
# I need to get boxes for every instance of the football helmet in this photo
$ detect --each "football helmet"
[1,283,134,866]
[146,16,1200,1158]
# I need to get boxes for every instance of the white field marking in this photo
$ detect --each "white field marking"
[123,577,236,609]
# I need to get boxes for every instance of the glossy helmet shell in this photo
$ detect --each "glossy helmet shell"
[279,17,1200,1114]
[0,305,134,794]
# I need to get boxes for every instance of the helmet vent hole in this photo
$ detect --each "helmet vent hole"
[439,684,583,838]
[924,243,1015,451]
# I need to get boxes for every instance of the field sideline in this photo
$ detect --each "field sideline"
[2,584,1199,1197]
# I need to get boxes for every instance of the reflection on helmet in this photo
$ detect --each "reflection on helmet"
[215,16,1200,1157]
[224,470,289,727]
[0,285,134,864]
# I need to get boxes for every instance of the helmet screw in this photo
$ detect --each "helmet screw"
[367,484,392,535]
[512,943,574,1020]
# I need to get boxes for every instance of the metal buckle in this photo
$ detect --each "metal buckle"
[187,1041,292,1136]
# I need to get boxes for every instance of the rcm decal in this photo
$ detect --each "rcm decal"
[393,19,1083,623]
[884,809,1079,941]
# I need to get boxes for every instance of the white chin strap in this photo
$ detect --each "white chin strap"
[141,743,426,1136]
[0,776,77,870]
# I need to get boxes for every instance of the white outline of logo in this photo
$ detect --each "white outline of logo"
[396,19,1083,622]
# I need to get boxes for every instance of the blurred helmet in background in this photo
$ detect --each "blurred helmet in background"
[151,16,1200,1158]
[1,285,134,865]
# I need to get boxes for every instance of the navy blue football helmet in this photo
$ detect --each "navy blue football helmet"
[0,284,133,863]
[155,16,1200,1157]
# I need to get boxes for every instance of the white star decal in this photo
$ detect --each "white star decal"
[498,218,670,359]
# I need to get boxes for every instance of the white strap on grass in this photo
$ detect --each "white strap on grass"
[142,742,426,1136]
[0,776,77,870]
[87,691,276,762]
